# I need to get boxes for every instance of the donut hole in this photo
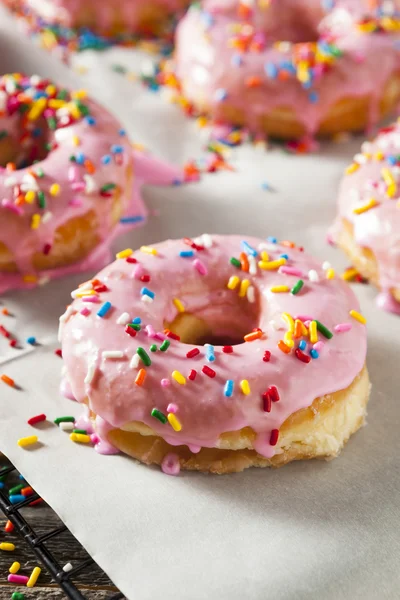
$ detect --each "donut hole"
[0,115,51,169]
[259,3,322,44]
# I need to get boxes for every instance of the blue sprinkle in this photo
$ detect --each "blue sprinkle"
[179,250,195,258]
[111,144,124,154]
[266,236,277,244]
[280,254,289,260]
[0,482,4,489]
[19,474,25,481]
[173,179,183,186]
[101,155,112,165]
[141,287,155,299]
[231,54,243,67]
[97,301,112,318]
[26,336,36,345]
[299,340,307,351]
[120,215,145,224]
[205,344,215,362]
[214,88,228,102]
[309,91,319,103]
[34,90,47,99]
[200,10,214,28]
[85,116,96,126]
[241,241,258,257]
[9,494,25,505]
[265,63,278,79]
[224,380,234,397]
[32,128,42,138]
[119,129,126,136]
[310,349,319,359]
[132,317,141,324]
[387,155,397,165]
[280,61,296,74]
[76,152,85,165]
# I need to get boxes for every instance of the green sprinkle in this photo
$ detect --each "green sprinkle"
[9,484,24,495]
[151,408,167,424]
[150,344,157,352]
[160,340,170,352]
[291,279,304,295]
[57,89,68,100]
[137,347,151,367]
[37,191,46,209]
[72,429,87,435]
[230,257,241,268]
[112,64,127,74]
[315,320,333,339]
[128,323,141,331]
[101,183,116,192]
[12,593,26,600]
[35,167,45,178]
[69,155,76,162]
[54,416,75,425]
[48,117,57,130]
[76,101,89,116]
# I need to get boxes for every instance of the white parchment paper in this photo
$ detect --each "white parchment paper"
[1,6,400,599]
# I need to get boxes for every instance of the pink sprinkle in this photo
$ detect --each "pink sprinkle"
[313,341,324,352]
[69,197,82,207]
[161,453,181,476]
[71,182,85,192]
[155,332,167,341]
[304,320,311,328]
[2,199,23,215]
[132,265,144,280]
[8,575,29,584]
[80,307,91,316]
[279,266,303,277]
[167,403,178,414]
[82,296,100,303]
[146,324,156,338]
[161,378,170,387]
[193,259,207,276]
[90,433,100,445]
[294,315,313,322]
[334,323,352,333]
[68,166,79,182]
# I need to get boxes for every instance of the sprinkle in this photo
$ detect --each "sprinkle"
[278,340,291,354]
[63,563,73,573]
[17,436,38,448]
[135,369,146,386]
[326,268,335,279]
[350,310,367,324]
[315,320,333,339]
[9,562,20,574]
[54,416,75,425]
[205,344,215,362]
[262,392,271,413]
[334,323,352,333]
[230,257,241,268]
[151,408,167,424]
[240,380,251,395]
[308,269,319,282]
[102,350,125,359]
[310,349,319,359]
[172,370,186,385]
[137,347,151,367]
[130,354,140,369]
[346,163,360,174]
[295,348,311,363]
[9,496,25,505]
[270,285,289,293]
[70,433,91,444]
[49,183,60,196]
[239,279,250,297]
[224,380,234,397]
[150,344,157,353]
[244,330,262,342]
[27,414,46,426]
[282,312,295,333]
[247,286,256,303]
[239,252,249,272]
[202,365,216,378]
[84,363,96,384]
[160,340,170,352]
[259,258,286,270]
[299,340,307,351]
[188,369,197,381]
[186,348,200,358]
[161,378,170,387]
[222,345,233,353]
[227,275,240,290]
[168,413,182,432]
[268,386,280,402]
[140,245,157,255]
[241,241,258,256]
[353,198,378,214]
[27,567,41,588]
[141,287,155,299]
[116,248,133,259]
[1,374,15,387]
[309,321,318,343]
[5,521,14,533]
[180,250,195,258]
[117,312,130,325]
[193,259,208,275]
[270,429,279,446]
[173,298,185,313]
[284,331,294,348]
[97,302,112,318]
[263,350,271,362]
[0,543,15,551]
[291,280,304,295]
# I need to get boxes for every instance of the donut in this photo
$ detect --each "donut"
[59,234,370,474]
[174,0,400,139]
[0,73,144,293]
[332,118,400,315]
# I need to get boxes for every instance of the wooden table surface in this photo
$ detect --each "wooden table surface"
[0,459,121,600]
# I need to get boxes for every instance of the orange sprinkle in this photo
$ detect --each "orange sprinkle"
[293,319,304,339]
[239,252,249,272]
[278,340,291,354]
[244,330,263,342]
[245,76,262,88]
[135,368,146,386]
[4,521,14,533]
[1,308,9,315]
[280,240,296,248]
[6,162,16,172]
[1,374,14,387]
[84,159,96,174]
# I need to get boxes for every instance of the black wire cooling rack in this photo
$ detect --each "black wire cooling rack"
[0,457,125,600]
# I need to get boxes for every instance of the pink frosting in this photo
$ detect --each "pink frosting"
[60,234,367,460]
[0,74,183,294]
[174,1,400,135]
[332,120,400,310]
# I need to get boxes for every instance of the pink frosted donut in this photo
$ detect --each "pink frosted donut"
[0,73,143,294]
[174,0,400,138]
[60,234,370,474]
[332,118,400,314]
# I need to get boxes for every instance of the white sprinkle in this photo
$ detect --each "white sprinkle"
[248,255,257,275]
[59,422,74,432]
[258,242,277,253]
[116,312,130,325]
[41,211,53,224]
[201,233,213,248]
[38,276,50,287]
[83,174,96,194]
[141,295,153,304]
[54,127,72,142]
[4,176,17,188]
[130,354,140,369]
[141,59,157,77]
[63,563,73,573]
[247,286,255,303]
[308,269,319,282]
[102,350,125,359]
[322,261,331,271]
[84,363,96,385]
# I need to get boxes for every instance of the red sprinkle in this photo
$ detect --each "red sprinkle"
[9,339,17,348]
[267,385,280,403]
[186,348,200,359]
[263,350,271,362]
[125,325,136,337]
[27,414,46,426]
[140,275,150,283]
[0,325,11,338]
[202,365,216,378]
[165,330,180,341]
[270,429,279,446]
[4,520,14,533]
[55,348,62,358]
[188,369,197,381]
[262,392,271,413]
[222,346,233,354]
[183,237,204,252]
[43,243,51,255]
[295,348,311,364]
[126,256,137,264]
[29,498,43,507]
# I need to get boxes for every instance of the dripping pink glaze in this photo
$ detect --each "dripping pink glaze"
[332,120,400,313]
[60,235,367,460]
[0,75,183,295]
[25,0,189,32]
[174,1,400,136]
[161,453,181,475]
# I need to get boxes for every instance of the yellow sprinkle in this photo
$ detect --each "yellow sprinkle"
[227,275,240,290]
[72,135,80,146]
[49,183,61,196]
[31,214,41,230]
[27,97,46,121]
[0,543,15,552]
[283,331,294,348]
[381,167,397,197]
[240,380,251,395]
[258,258,286,270]
[140,245,157,255]
[172,370,186,385]
[326,268,335,280]
[45,84,56,96]
[17,436,38,448]
[116,248,133,259]
[48,99,66,109]
[74,289,97,298]
[27,566,41,588]
[22,274,38,284]
[345,162,359,175]
[71,88,88,99]
[270,285,289,293]
[239,279,250,298]
[9,562,20,574]
[374,151,384,161]
[281,312,294,333]
[341,268,358,281]
[260,250,269,261]
[67,102,81,119]
[69,433,91,444]
[349,309,367,325]
[353,198,378,214]
[24,190,35,203]
[173,298,185,313]
[168,413,182,432]
[196,116,209,129]
[309,321,318,343]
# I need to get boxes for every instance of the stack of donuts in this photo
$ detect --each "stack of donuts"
[1,0,400,475]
